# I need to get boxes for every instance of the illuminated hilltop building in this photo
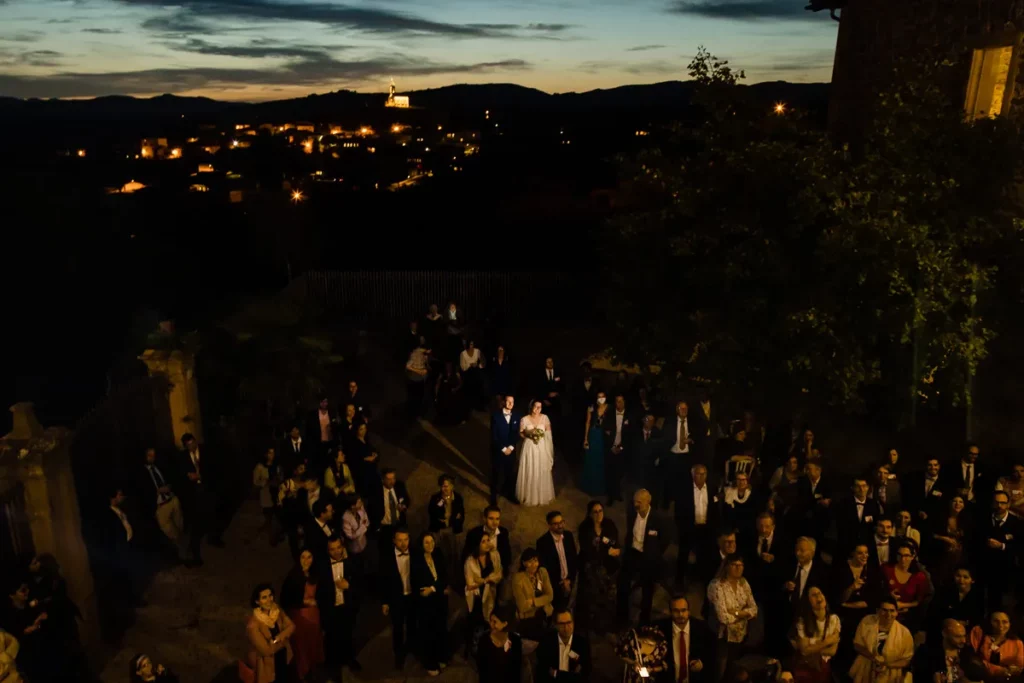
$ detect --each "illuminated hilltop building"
[385,79,410,108]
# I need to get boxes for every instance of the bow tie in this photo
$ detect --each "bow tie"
[926,476,936,481]
[397,551,409,557]
[855,501,865,506]
[876,539,889,546]
[617,411,624,415]
[331,559,344,565]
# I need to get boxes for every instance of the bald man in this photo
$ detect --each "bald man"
[914,619,971,683]
[617,489,668,625]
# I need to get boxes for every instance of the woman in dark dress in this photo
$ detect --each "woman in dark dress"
[347,423,379,497]
[928,566,986,641]
[475,605,522,683]
[831,543,882,670]
[280,550,325,682]
[27,554,80,647]
[581,393,610,496]
[576,500,621,634]
[926,494,970,586]
[2,577,60,680]
[434,361,465,425]
[412,532,450,676]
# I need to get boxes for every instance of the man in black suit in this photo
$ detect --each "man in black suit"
[870,463,902,517]
[537,609,592,683]
[663,401,701,508]
[537,510,579,611]
[866,517,896,566]
[99,486,146,608]
[464,505,512,573]
[137,447,184,560]
[281,425,309,476]
[792,458,833,543]
[694,388,724,468]
[652,595,711,683]
[177,432,224,566]
[306,498,336,562]
[903,457,946,524]
[344,379,369,419]
[675,463,719,584]
[747,512,791,601]
[380,527,417,669]
[617,489,667,625]
[781,537,828,605]
[941,442,990,507]
[606,394,634,506]
[318,536,362,675]
[368,468,410,552]
[629,414,662,505]
[490,395,521,505]
[973,490,1021,610]
[537,357,564,429]
[834,478,882,558]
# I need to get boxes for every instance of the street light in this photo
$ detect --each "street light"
[774,102,786,115]
[291,190,304,203]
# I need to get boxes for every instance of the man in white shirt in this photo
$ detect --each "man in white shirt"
[872,518,894,565]
[676,464,716,583]
[618,489,665,624]
[607,394,631,506]
[538,609,591,682]
[654,595,707,683]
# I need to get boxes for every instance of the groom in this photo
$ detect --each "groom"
[490,395,521,505]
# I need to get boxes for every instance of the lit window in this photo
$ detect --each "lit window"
[965,41,1020,119]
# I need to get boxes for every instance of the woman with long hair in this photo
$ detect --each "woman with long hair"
[707,553,758,679]
[581,392,610,496]
[831,543,882,668]
[412,532,451,676]
[516,399,555,506]
[280,550,325,681]
[246,583,294,683]
[253,447,283,545]
[323,446,356,498]
[464,531,504,656]
[576,499,621,634]
[969,612,1024,682]
[928,494,969,585]
[789,586,841,683]
[348,423,380,496]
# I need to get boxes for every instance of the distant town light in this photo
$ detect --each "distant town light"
[774,102,786,115]
[76,149,86,158]
[170,148,182,158]
[291,190,304,202]
[232,139,240,147]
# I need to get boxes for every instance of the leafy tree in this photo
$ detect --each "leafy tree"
[604,48,1023,429]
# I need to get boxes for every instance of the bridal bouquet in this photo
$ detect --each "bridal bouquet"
[529,427,546,444]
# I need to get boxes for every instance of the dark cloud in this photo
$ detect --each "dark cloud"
[667,0,812,20]
[82,28,124,34]
[140,14,220,35]
[0,48,64,67]
[0,55,531,99]
[176,37,349,59]
[121,0,517,38]
[526,23,573,31]
[0,31,45,43]
[626,44,666,52]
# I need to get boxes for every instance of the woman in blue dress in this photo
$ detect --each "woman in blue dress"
[581,391,609,495]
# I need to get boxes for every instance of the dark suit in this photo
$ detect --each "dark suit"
[380,546,418,662]
[903,472,947,522]
[536,631,592,683]
[537,531,579,611]
[305,517,335,562]
[662,415,703,505]
[652,618,712,683]
[871,479,902,518]
[428,491,465,534]
[280,438,311,476]
[631,427,664,503]
[176,445,221,561]
[693,399,723,466]
[617,507,667,624]
[464,525,512,574]
[605,410,634,503]
[834,497,883,557]
[792,476,835,542]
[367,482,410,543]
[537,368,565,418]
[674,483,720,582]
[940,459,992,506]
[343,390,369,418]
[747,532,792,600]
[490,409,522,504]
[318,558,356,670]
[973,513,1022,610]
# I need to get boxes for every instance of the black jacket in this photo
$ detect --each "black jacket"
[537,531,579,585]
[136,461,176,520]
[536,630,592,683]
[412,551,450,595]
[624,507,669,571]
[834,497,883,555]
[427,491,465,534]
[652,617,712,683]
[902,471,948,521]
[379,546,414,608]
[367,481,411,532]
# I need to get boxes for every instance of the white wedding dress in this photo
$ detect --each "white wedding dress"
[516,414,555,506]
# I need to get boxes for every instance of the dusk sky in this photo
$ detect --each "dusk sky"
[0,0,837,101]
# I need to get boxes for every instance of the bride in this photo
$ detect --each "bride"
[516,400,555,506]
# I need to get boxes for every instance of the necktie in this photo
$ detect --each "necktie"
[793,566,803,600]
[760,538,768,555]
[926,478,934,494]
[994,517,1004,527]
[678,630,687,682]
[389,489,399,523]
[966,464,973,488]
[149,466,165,487]
[294,441,300,453]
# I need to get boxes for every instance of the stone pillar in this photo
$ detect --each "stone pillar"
[139,349,204,446]
[0,403,99,662]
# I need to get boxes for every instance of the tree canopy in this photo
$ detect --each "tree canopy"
[604,47,1024,427]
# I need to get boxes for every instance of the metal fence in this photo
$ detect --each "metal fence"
[304,270,591,324]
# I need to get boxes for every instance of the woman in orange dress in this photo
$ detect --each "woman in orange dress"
[280,550,325,681]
